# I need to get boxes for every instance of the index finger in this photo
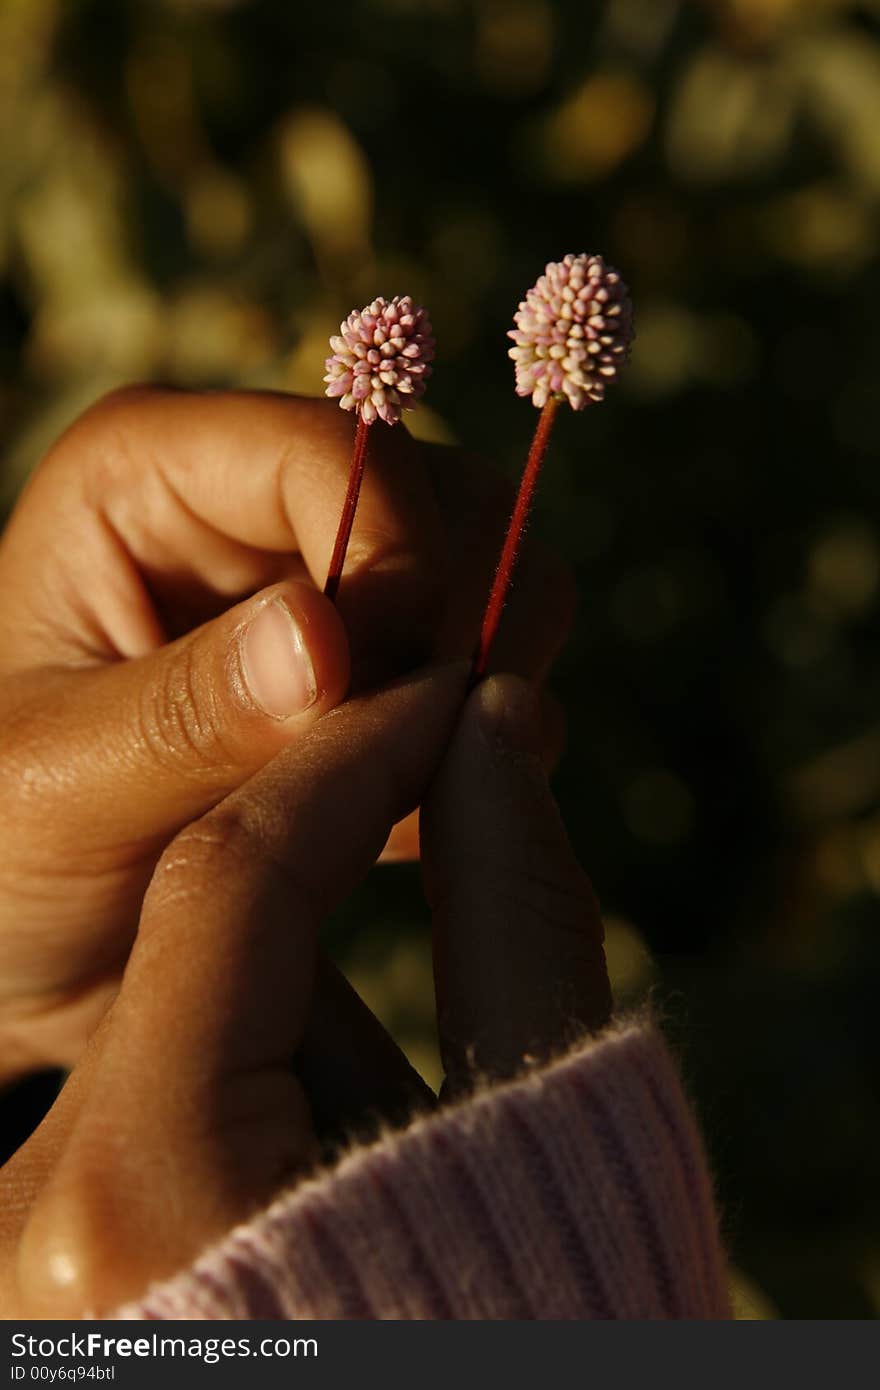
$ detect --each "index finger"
[7,387,445,673]
[422,674,612,1095]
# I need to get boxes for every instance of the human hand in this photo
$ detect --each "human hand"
[0,388,573,1081]
[0,664,609,1318]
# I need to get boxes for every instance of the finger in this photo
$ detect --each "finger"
[123,659,467,1079]
[421,674,612,1096]
[378,686,566,863]
[0,1062,92,1261]
[17,662,468,1315]
[0,387,444,677]
[295,953,436,1150]
[0,1008,120,1313]
[3,580,350,885]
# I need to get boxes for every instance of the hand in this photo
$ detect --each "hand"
[0,666,610,1318]
[0,388,573,1081]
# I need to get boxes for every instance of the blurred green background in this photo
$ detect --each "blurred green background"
[2,0,880,1319]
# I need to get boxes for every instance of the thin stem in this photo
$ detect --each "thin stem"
[471,396,560,685]
[324,414,371,603]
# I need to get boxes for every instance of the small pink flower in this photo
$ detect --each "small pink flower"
[508,253,634,410]
[324,295,435,426]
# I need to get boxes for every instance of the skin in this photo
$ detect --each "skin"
[0,389,608,1317]
[0,387,574,1081]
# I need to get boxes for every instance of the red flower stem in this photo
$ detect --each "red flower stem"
[471,395,560,686]
[324,413,371,603]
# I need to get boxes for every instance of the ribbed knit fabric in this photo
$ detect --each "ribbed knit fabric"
[113,1021,731,1320]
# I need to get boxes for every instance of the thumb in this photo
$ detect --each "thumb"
[6,580,350,856]
[422,674,612,1096]
[12,663,468,1316]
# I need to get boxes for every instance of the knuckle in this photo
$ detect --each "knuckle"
[143,797,302,924]
[88,382,157,418]
[145,809,258,912]
[143,797,317,937]
[42,385,157,473]
[44,386,185,501]
[342,525,426,582]
[136,640,236,779]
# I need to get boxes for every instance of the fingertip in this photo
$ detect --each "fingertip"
[421,672,548,879]
[279,580,351,715]
[469,673,544,759]
[238,580,350,723]
[424,672,611,1093]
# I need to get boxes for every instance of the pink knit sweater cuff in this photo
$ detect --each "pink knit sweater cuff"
[114,1020,730,1320]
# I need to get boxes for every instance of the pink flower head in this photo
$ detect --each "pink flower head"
[508,254,634,411]
[324,295,434,426]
